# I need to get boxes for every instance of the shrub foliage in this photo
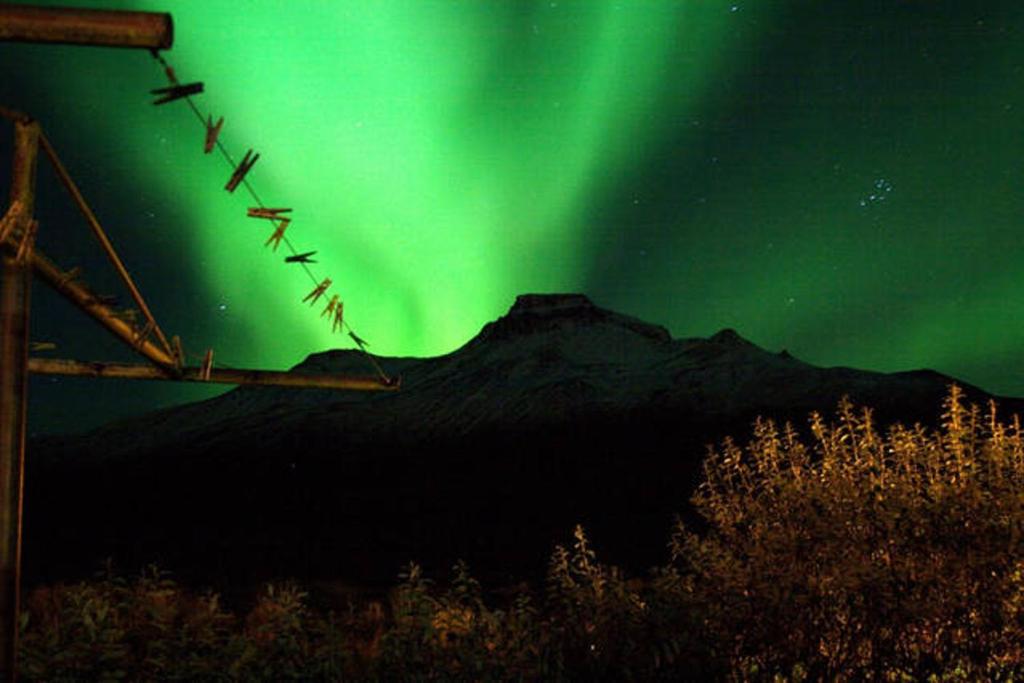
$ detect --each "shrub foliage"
[684,384,1024,680]
[18,386,1024,680]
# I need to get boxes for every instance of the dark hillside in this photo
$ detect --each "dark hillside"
[25,294,1024,593]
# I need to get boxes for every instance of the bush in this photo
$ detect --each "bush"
[378,559,544,680]
[19,563,236,680]
[543,524,711,680]
[18,386,1024,680]
[680,384,1024,680]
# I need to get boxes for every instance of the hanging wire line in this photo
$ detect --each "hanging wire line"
[187,351,360,376]
[148,50,391,384]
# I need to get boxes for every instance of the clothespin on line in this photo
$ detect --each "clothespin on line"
[57,265,82,287]
[151,82,204,106]
[225,149,259,193]
[0,200,36,266]
[149,48,179,85]
[131,318,155,350]
[248,207,292,220]
[302,278,332,305]
[0,199,24,244]
[349,330,368,349]
[14,219,37,264]
[114,307,139,323]
[264,219,290,251]
[171,335,185,371]
[332,301,345,333]
[285,250,316,264]
[205,115,224,154]
[200,348,214,381]
[145,50,389,386]
[320,294,339,318]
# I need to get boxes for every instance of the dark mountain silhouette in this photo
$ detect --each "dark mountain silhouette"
[23,293,1024,594]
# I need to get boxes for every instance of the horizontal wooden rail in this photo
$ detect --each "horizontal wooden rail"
[28,357,400,391]
[0,5,172,50]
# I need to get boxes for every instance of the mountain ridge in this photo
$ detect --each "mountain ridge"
[24,293,1024,590]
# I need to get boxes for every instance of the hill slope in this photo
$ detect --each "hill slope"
[25,293,1024,590]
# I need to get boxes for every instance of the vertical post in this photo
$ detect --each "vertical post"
[0,117,39,683]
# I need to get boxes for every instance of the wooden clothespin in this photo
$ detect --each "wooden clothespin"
[149,48,179,85]
[171,335,185,370]
[225,149,259,192]
[114,308,139,323]
[264,219,290,251]
[0,201,35,265]
[348,330,368,349]
[204,115,224,154]
[248,207,292,220]
[285,251,316,264]
[302,278,332,305]
[320,294,339,318]
[14,219,37,264]
[151,82,204,105]
[200,348,214,381]
[0,199,23,243]
[131,318,155,349]
[57,265,82,287]
[332,301,345,333]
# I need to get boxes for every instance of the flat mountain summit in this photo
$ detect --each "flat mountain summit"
[25,294,1024,591]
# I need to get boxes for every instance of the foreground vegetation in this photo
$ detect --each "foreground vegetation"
[19,386,1024,680]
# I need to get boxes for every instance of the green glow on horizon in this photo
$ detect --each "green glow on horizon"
[8,1,1024,403]
[33,0,760,370]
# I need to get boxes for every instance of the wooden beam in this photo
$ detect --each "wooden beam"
[12,246,180,371]
[38,132,176,359]
[0,117,38,683]
[28,357,400,391]
[0,4,172,50]
[0,107,31,126]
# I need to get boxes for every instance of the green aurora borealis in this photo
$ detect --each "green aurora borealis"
[2,1,1023,434]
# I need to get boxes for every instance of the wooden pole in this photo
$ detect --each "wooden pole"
[0,18,399,680]
[0,4,172,50]
[0,117,39,683]
[27,357,400,391]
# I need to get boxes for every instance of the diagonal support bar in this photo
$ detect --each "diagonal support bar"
[37,131,176,360]
[0,243,179,371]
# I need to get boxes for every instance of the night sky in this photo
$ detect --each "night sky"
[2,1,1022,436]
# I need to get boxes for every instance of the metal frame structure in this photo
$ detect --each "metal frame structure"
[0,6,397,679]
